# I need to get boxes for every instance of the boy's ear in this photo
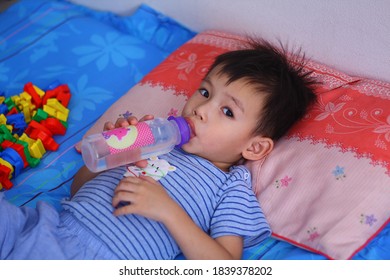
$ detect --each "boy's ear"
[242,136,274,161]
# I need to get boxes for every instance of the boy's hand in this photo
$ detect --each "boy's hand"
[104,114,154,168]
[104,114,154,130]
[112,175,177,221]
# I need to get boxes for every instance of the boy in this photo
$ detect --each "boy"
[0,39,316,260]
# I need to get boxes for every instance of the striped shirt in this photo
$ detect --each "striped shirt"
[61,148,270,259]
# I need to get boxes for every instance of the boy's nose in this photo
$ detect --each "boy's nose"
[193,107,205,121]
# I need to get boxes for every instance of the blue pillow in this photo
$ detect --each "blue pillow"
[119,4,197,52]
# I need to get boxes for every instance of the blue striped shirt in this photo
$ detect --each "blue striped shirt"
[61,148,270,259]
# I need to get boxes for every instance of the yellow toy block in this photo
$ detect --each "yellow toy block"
[0,114,13,131]
[18,100,32,123]
[20,133,46,158]
[30,139,46,158]
[19,91,36,113]
[43,105,58,119]
[10,94,35,123]
[0,96,5,104]
[20,92,32,102]
[19,133,33,145]
[0,158,14,179]
[33,85,45,98]
[11,95,21,106]
[43,98,69,122]
[0,114,6,125]
[47,98,69,114]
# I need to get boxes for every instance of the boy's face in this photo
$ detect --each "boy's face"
[181,68,266,171]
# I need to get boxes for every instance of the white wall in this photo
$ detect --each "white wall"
[70,0,390,82]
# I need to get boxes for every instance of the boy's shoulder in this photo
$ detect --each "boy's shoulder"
[229,164,251,179]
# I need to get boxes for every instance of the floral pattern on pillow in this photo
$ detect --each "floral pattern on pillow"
[290,84,390,175]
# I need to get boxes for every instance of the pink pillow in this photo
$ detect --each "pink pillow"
[248,69,390,259]
[83,30,390,259]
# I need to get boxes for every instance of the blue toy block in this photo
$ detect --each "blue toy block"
[45,80,62,91]
[0,104,8,114]
[6,113,27,136]
[0,148,24,177]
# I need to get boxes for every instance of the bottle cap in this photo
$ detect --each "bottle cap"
[168,116,191,147]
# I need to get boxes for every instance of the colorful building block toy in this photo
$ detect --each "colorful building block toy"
[0,82,72,189]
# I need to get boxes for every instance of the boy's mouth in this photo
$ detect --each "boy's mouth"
[185,117,196,138]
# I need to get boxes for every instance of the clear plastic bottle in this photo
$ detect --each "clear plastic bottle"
[81,116,191,172]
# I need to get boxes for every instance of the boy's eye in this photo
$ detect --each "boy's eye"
[222,107,234,118]
[199,88,209,98]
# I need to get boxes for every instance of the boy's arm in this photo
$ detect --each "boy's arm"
[164,202,243,259]
[70,165,100,197]
[112,176,243,259]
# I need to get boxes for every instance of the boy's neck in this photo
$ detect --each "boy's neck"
[211,160,238,172]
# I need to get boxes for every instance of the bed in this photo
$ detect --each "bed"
[1,0,389,260]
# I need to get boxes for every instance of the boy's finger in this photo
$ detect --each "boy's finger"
[115,118,130,127]
[103,121,115,131]
[113,204,134,217]
[139,114,154,122]
[139,175,156,183]
[135,159,148,168]
[127,116,140,125]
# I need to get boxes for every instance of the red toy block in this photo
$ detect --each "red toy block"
[56,85,71,107]
[43,84,71,107]
[40,118,66,135]
[24,82,42,108]
[0,164,13,190]
[25,120,52,137]
[25,120,59,151]
[6,107,19,116]
[27,128,59,151]
[42,88,57,105]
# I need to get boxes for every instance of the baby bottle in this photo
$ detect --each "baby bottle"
[81,116,191,172]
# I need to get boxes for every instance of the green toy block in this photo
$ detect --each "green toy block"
[60,119,68,129]
[16,140,40,167]
[32,108,49,122]
[0,124,16,142]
